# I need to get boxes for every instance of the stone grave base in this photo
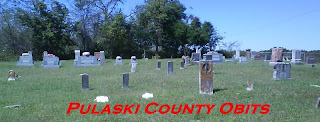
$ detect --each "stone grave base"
[269,62,285,66]
[17,63,34,67]
[290,60,303,65]
[42,64,61,68]
[74,63,100,67]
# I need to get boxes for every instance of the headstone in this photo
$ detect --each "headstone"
[245,49,251,59]
[254,52,261,60]
[43,51,48,58]
[199,61,213,95]
[74,50,80,63]
[131,63,137,73]
[17,51,34,66]
[231,56,235,64]
[94,52,101,61]
[212,52,223,64]
[203,54,212,61]
[8,70,15,81]
[180,60,184,69]
[74,56,100,67]
[238,57,248,63]
[306,56,316,65]
[316,97,320,109]
[167,61,173,75]
[42,54,60,68]
[272,63,291,80]
[100,51,105,62]
[115,56,123,65]
[191,53,201,64]
[81,73,89,91]
[122,73,129,88]
[156,61,161,70]
[269,48,284,66]
[290,49,302,64]
[235,50,240,59]
[130,56,138,64]
[264,54,271,61]
[185,56,191,66]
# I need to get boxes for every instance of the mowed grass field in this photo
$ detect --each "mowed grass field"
[0,59,319,121]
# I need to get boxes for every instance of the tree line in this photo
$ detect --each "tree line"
[0,0,223,60]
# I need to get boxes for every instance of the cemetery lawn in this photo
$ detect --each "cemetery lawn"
[0,59,319,121]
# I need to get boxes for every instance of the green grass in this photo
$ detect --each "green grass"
[0,59,319,121]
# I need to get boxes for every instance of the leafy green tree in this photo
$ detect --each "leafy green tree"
[18,1,75,59]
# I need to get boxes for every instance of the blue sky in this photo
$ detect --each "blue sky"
[41,0,320,51]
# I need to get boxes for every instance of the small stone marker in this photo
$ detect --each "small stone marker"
[180,60,184,69]
[306,56,316,65]
[156,61,161,70]
[246,81,253,91]
[115,56,123,65]
[74,50,80,62]
[231,56,235,64]
[43,51,48,58]
[81,73,89,91]
[5,104,22,108]
[185,56,191,66]
[273,63,291,80]
[131,63,137,73]
[8,70,15,81]
[122,73,129,88]
[167,61,173,75]
[199,61,213,95]
[316,97,320,109]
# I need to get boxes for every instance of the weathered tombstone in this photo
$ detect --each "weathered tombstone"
[245,49,251,60]
[100,51,105,62]
[75,56,100,67]
[269,48,284,66]
[156,61,161,70]
[290,49,302,64]
[42,54,61,68]
[130,56,138,64]
[114,56,123,65]
[122,73,129,88]
[8,70,15,81]
[264,54,271,61]
[167,61,173,75]
[81,73,89,91]
[199,61,213,95]
[131,63,137,73]
[250,51,255,60]
[185,56,191,66]
[235,50,240,59]
[316,97,320,109]
[191,53,201,64]
[238,57,248,63]
[272,63,291,80]
[17,51,34,66]
[306,56,316,65]
[180,60,184,69]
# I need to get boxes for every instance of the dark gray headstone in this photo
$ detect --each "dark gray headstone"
[180,61,184,69]
[185,56,191,66]
[167,61,173,75]
[192,53,201,64]
[122,73,129,88]
[81,74,89,91]
[156,61,161,70]
[273,63,291,80]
